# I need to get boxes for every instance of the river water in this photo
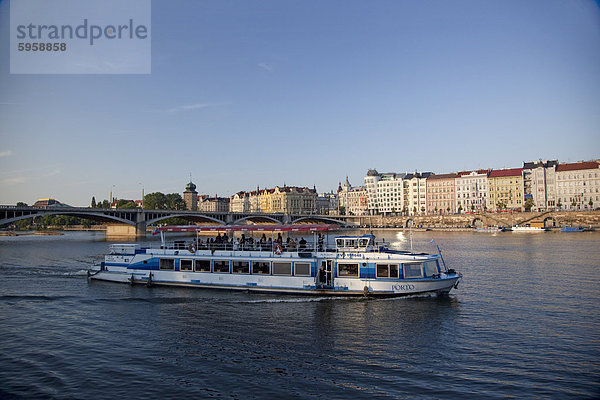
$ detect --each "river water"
[0,230,599,399]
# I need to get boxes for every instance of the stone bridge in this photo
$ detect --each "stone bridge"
[342,210,600,229]
[0,206,355,236]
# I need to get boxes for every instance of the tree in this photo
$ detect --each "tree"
[100,199,110,209]
[116,199,137,209]
[144,192,167,209]
[338,206,346,215]
[557,199,562,209]
[446,206,450,214]
[589,199,594,208]
[16,202,28,207]
[91,196,96,208]
[458,205,463,213]
[524,198,535,212]
[165,193,185,210]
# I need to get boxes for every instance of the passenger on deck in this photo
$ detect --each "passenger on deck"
[299,237,306,249]
[288,238,297,251]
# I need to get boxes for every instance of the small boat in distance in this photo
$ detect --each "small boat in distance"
[561,226,594,232]
[89,224,461,297]
[474,226,505,233]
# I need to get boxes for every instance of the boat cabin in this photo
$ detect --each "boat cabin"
[335,235,375,252]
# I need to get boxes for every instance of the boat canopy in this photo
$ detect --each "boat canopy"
[154,224,338,234]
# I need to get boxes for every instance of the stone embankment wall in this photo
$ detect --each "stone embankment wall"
[348,211,600,229]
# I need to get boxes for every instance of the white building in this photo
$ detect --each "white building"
[403,172,432,215]
[455,170,489,212]
[555,161,600,211]
[523,160,558,211]
[364,170,405,215]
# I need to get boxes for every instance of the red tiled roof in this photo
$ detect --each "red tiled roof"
[556,161,599,172]
[489,168,522,178]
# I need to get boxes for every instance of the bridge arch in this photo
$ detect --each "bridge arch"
[292,216,353,226]
[0,210,136,226]
[145,214,226,226]
[472,217,484,228]
[543,216,556,227]
[233,215,283,225]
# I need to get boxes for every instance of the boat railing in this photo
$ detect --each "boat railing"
[161,240,333,253]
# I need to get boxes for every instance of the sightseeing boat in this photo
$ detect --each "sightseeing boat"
[89,224,461,297]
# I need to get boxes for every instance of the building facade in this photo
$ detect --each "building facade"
[555,161,600,211]
[337,177,367,216]
[487,168,523,211]
[403,172,432,215]
[199,196,230,212]
[426,173,456,215]
[364,170,405,215]
[523,160,558,211]
[455,170,489,212]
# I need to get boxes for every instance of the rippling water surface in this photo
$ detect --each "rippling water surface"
[1,230,599,399]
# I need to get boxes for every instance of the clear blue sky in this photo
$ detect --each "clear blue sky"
[1,0,599,206]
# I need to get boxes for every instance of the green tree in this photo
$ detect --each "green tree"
[338,206,346,215]
[589,199,594,208]
[16,201,28,207]
[557,199,562,209]
[165,193,185,210]
[100,199,110,209]
[91,196,96,208]
[524,198,535,212]
[116,199,137,209]
[144,192,167,209]
[458,204,463,213]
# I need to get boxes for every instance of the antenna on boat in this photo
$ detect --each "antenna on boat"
[409,221,413,253]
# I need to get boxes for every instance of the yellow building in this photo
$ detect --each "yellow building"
[247,186,317,214]
[488,168,523,211]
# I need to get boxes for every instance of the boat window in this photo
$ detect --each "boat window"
[338,263,359,277]
[233,261,250,274]
[423,260,439,277]
[403,263,423,279]
[272,262,292,276]
[294,262,311,276]
[359,239,369,247]
[195,260,211,272]
[252,261,270,275]
[376,264,399,278]
[159,258,175,270]
[336,239,344,247]
[180,259,193,272]
[214,260,230,273]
